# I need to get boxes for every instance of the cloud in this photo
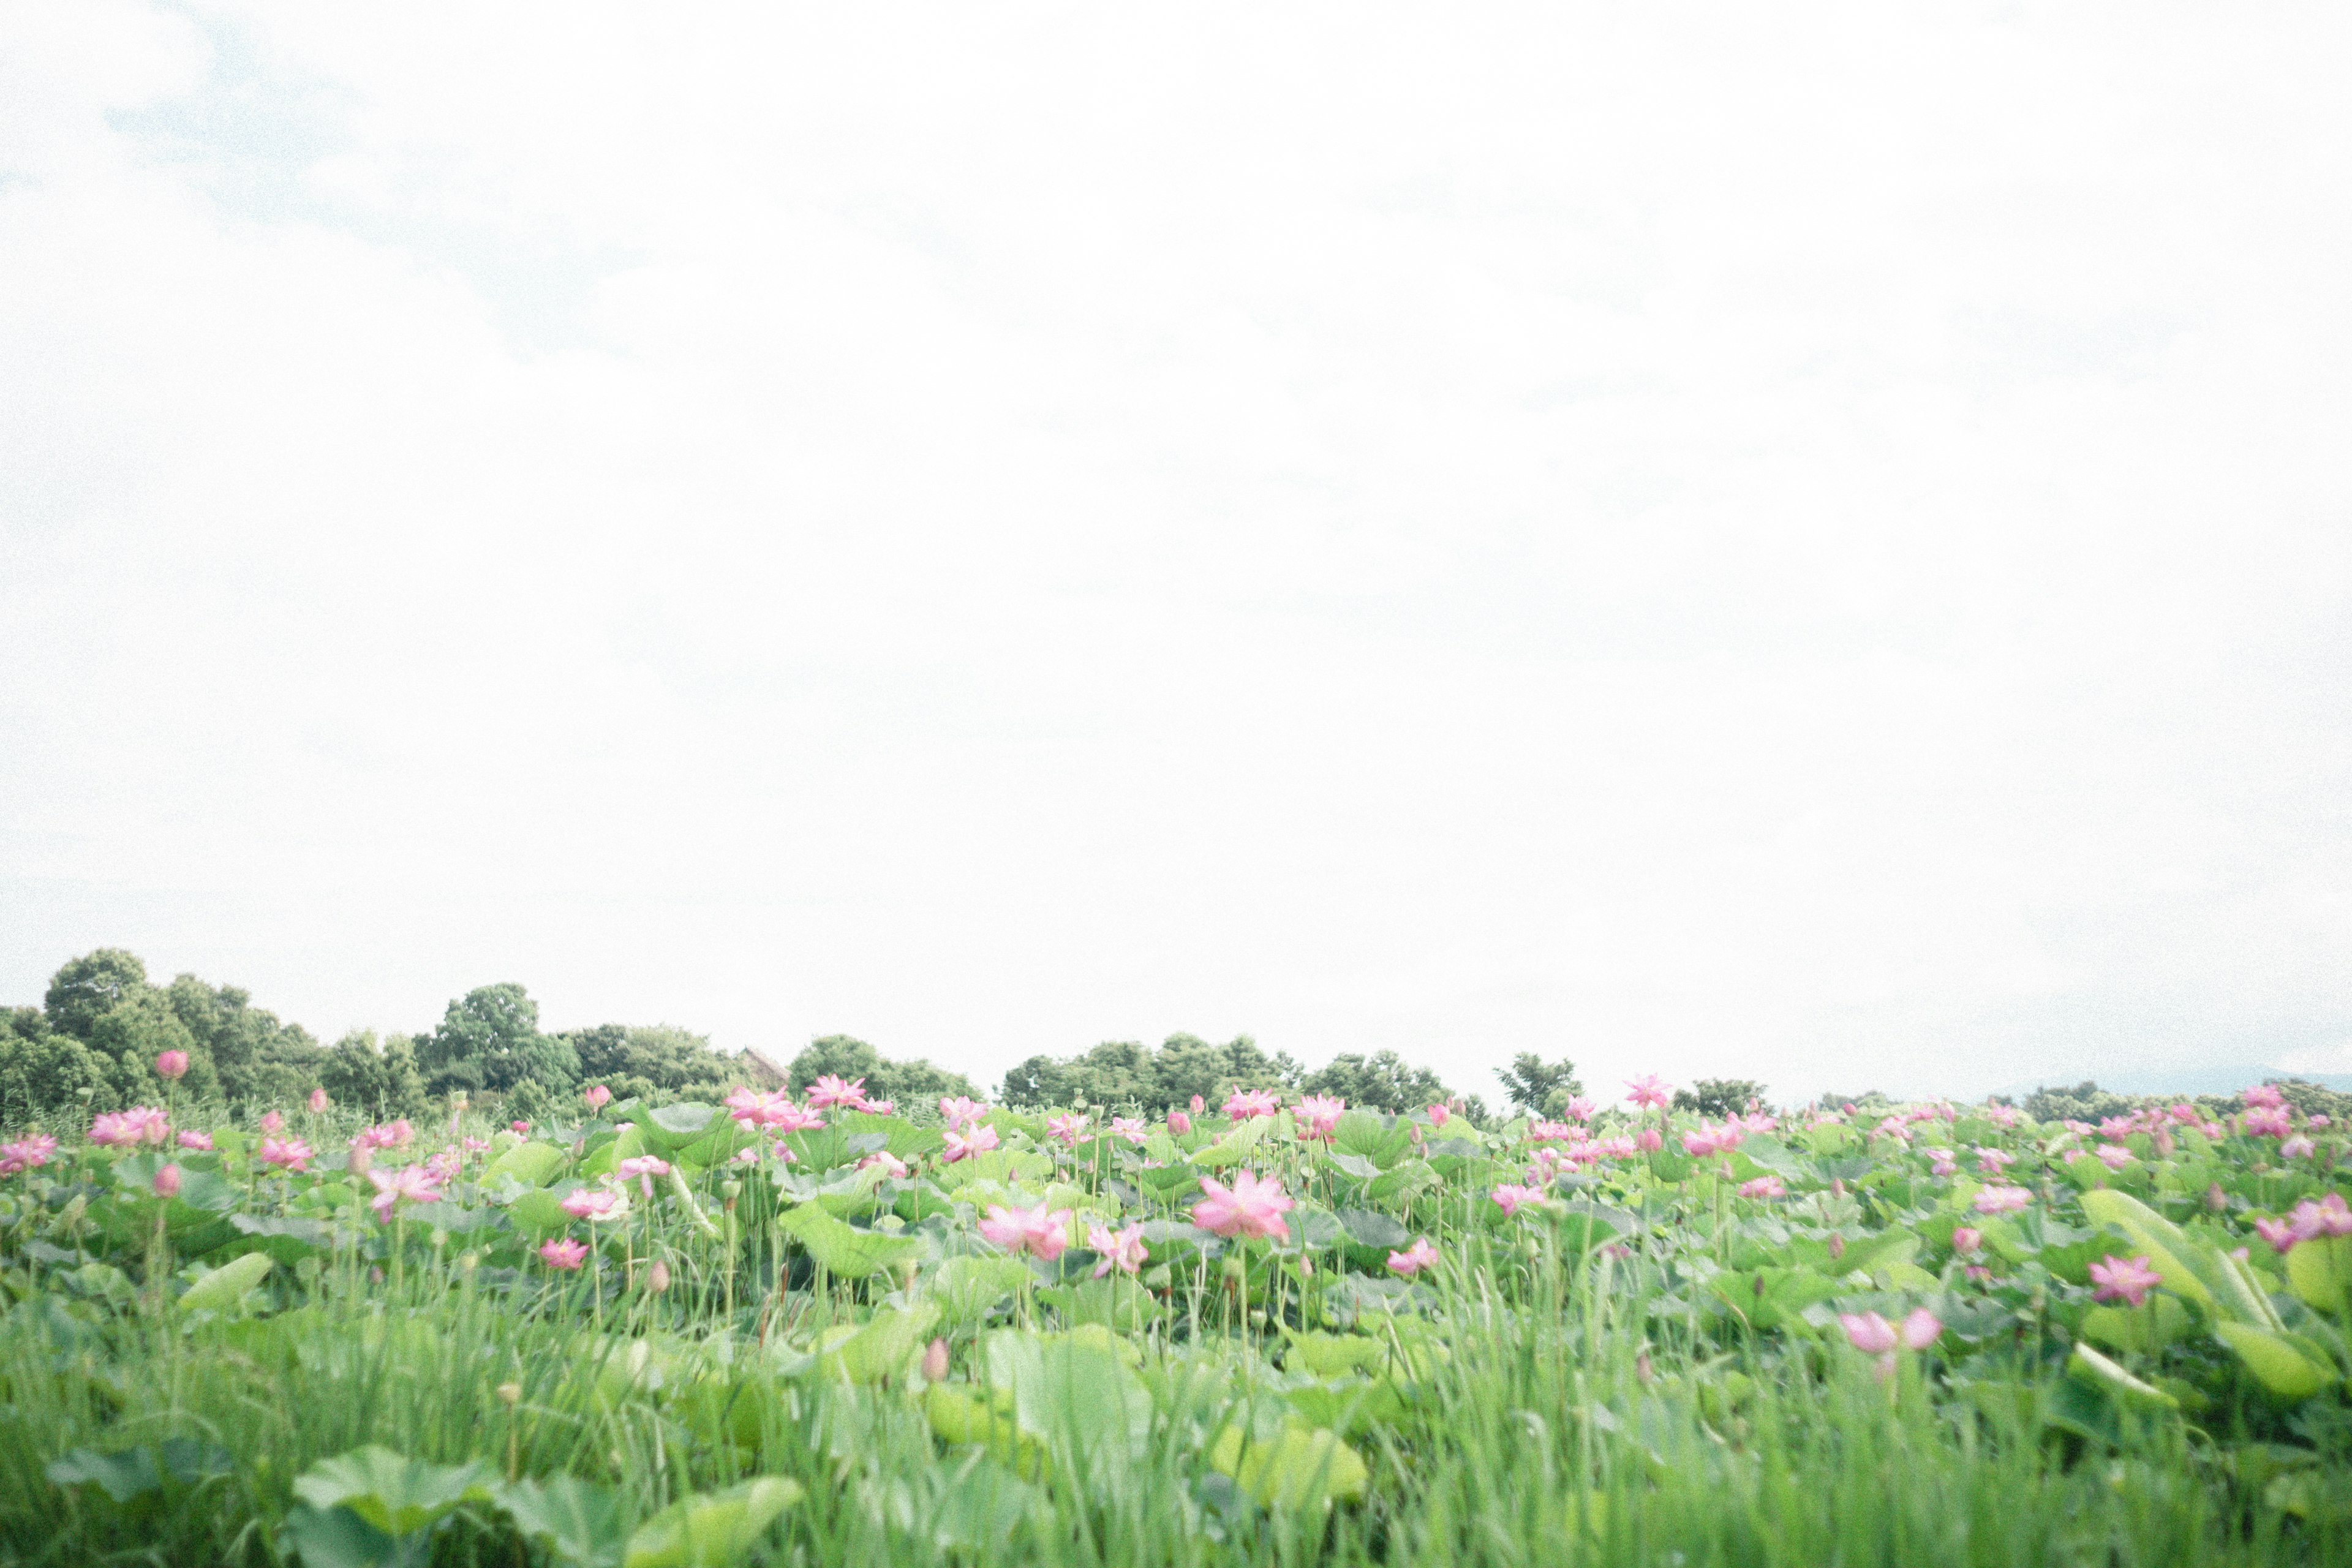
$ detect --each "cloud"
[3,1,2350,1104]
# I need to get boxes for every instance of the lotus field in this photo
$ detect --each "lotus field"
[3,1068,2351,1566]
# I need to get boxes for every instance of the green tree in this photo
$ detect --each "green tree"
[418,984,578,1096]
[319,1030,428,1120]
[0,1008,110,1121]
[2022,1080,2136,1126]
[1673,1078,1769,1119]
[43,948,151,1039]
[163,974,323,1108]
[567,1023,739,1105]
[786,1035,977,1108]
[1298,1050,1458,1114]
[86,992,214,1102]
[1496,1054,1582,1117]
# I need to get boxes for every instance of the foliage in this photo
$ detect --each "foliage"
[1494,1052,1581,1117]
[1671,1078,1768,1118]
[318,1030,429,1120]
[998,1034,1305,1111]
[788,1035,978,1107]
[1298,1050,1481,1119]
[2024,1080,2141,1126]
[420,984,580,1096]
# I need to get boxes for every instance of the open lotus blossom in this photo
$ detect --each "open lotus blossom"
[1294,1096,1346,1138]
[2089,1253,2163,1308]
[560,1185,628,1222]
[1088,1221,1149,1276]
[1529,1120,1577,1143]
[90,1107,169,1147]
[1983,1103,2022,1128]
[1223,1088,1281,1120]
[1166,1110,1192,1136]
[858,1150,910,1179]
[617,1155,673,1194]
[1839,1308,1942,1376]
[155,1050,189,1080]
[2290,1192,2352,1241]
[1973,1185,2032,1215]
[854,1097,894,1115]
[365,1164,445,1221]
[307,1088,330,1114]
[767,1102,826,1134]
[538,1238,589,1270]
[1426,1102,1451,1127]
[1738,1175,1786,1199]
[1044,1109,1087,1147]
[941,1125,1000,1163]
[1191,1169,1294,1240]
[1926,1148,1958,1176]
[2242,1106,2294,1139]
[1975,1148,2015,1174]
[726,1087,790,1125]
[1387,1236,1441,1276]
[805,1074,865,1109]
[175,1129,213,1150]
[1491,1183,1546,1216]
[259,1110,285,1134]
[2242,1084,2286,1109]
[940,1096,989,1130]
[1110,1115,1149,1145]
[1624,1074,1673,1110]
[2280,1135,2316,1159]
[2255,1216,2299,1253]
[979,1199,1072,1261]
[770,1142,797,1164]
[258,1137,313,1172]
[2094,1144,2134,1171]
[1562,1095,1597,1122]
[0,1133,59,1177]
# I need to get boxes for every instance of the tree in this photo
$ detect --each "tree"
[566,1023,739,1105]
[1496,1054,1582,1116]
[320,1030,428,1119]
[163,974,323,1108]
[418,984,578,1096]
[1299,1050,1455,1114]
[1673,1079,1769,1119]
[87,992,215,1102]
[44,948,151,1039]
[786,1035,977,1107]
[0,1009,109,1121]
[2022,1080,2136,1126]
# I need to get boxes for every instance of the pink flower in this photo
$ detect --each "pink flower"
[1839,1308,1940,1375]
[1973,1185,2032,1215]
[462,1136,489,1154]
[1624,1074,1673,1110]
[1387,1236,1441,1276]
[176,1129,213,1150]
[617,1155,671,1194]
[1048,1114,1089,1147]
[2290,1193,2352,1240]
[1529,1120,1575,1144]
[979,1199,1072,1261]
[1190,1095,1206,1115]
[1222,1088,1281,1120]
[364,1163,444,1221]
[2311,1114,2332,1129]
[1738,1175,1786,1199]
[0,1133,59,1177]
[90,1108,167,1147]
[2242,1084,2286,1109]
[2089,1253,2163,1308]
[1984,1104,2022,1128]
[1635,1128,1662,1152]
[1087,1222,1148,1277]
[1110,1116,1149,1145]
[1491,1183,1545,1216]
[940,1096,988,1130]
[1975,1148,2015,1174]
[152,1163,181,1198]
[805,1074,865,1109]
[260,1110,285,1134]
[2254,1216,2299,1254]
[2281,1136,2316,1159]
[922,1338,950,1381]
[155,1050,189,1081]
[768,1102,826,1134]
[1294,1096,1346,1138]
[858,1150,910,1179]
[1191,1169,1294,1241]
[511,1120,531,1134]
[1167,1110,1193,1136]
[259,1137,312,1172]
[2243,1106,2293,1139]
[941,1124,1000,1163]
[307,1088,330,1114]
[2094,1144,2133,1172]
[1950,1226,1983,1255]
[1426,1102,1451,1127]
[1926,1148,1958,1177]
[855,1098,894,1115]
[560,1185,627,1221]
[583,1084,612,1110]
[1563,1096,1597,1122]
[726,1087,787,1125]
[539,1238,588,1270]
[1898,1308,1942,1348]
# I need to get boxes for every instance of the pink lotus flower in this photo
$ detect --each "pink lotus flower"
[1046,1114,1087,1147]
[1223,1088,1281,1120]
[770,1142,796,1164]
[854,1098,894,1115]
[258,1136,313,1171]
[2255,1216,2299,1253]
[617,1155,672,1195]
[805,1074,865,1109]
[1190,1095,1206,1115]
[1624,1074,1673,1110]
[560,1185,627,1221]
[1088,1222,1149,1277]
[1839,1308,1942,1375]
[0,1133,59,1177]
[1563,1096,1597,1123]
[1529,1120,1576,1144]
[2311,1114,2332,1129]
[768,1102,826,1134]
[2089,1253,2162,1308]
[1491,1183,1545,1216]
[152,1163,181,1198]
[1738,1175,1785,1199]
[1973,1185,2032,1215]
[1426,1102,1451,1127]
[2243,1106,2293,1139]
[726,1087,788,1125]
[155,1050,189,1081]
[2281,1135,2316,1159]
[1294,1096,1346,1138]
[90,1107,168,1147]
[583,1084,612,1110]
[1387,1237,1441,1276]
[922,1338,950,1381]
[1191,1169,1294,1240]
[1681,1126,1724,1158]
[2094,1144,2133,1172]
[307,1088,330,1114]
[1950,1226,1983,1256]
[1975,1148,2015,1174]
[2242,1084,2286,1109]
[979,1199,1072,1261]
[1926,1148,1958,1176]
[260,1110,286,1134]
[539,1238,589,1270]
[2291,1192,2352,1240]
[941,1124,1000,1163]
[365,1163,444,1221]
[176,1129,213,1150]
[1984,1103,2022,1128]
[858,1150,910,1178]
[511,1120,531,1134]
[1635,1128,1662,1152]
[940,1096,988,1130]
[1166,1110,1192,1136]
[1110,1115,1149,1145]
[1597,1135,1638,1159]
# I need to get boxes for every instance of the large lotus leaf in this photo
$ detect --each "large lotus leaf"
[1329,1110,1412,1169]
[178,1251,274,1313]
[776,1201,922,1278]
[481,1141,568,1188]
[496,1476,625,1568]
[2081,1297,2194,1357]
[229,1212,337,1264]
[2287,1234,2352,1316]
[981,1328,1153,1490]
[2216,1322,2338,1402]
[816,1302,942,1384]
[935,1149,1054,1190]
[1192,1115,1273,1170]
[623,1477,802,1568]
[834,1109,946,1161]
[1333,1209,1409,1251]
[638,1104,728,1155]
[1365,1161,1439,1204]
[504,1186,577,1235]
[929,1256,1033,1328]
[292,1446,494,1537]
[47,1438,232,1504]
[279,1504,405,1568]
[1208,1420,1368,1511]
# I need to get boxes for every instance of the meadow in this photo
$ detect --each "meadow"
[1,1065,2348,1566]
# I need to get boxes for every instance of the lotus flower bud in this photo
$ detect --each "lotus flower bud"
[922,1338,950,1381]
[155,1050,189,1081]
[153,1164,181,1198]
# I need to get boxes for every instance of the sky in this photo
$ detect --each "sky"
[3,2,2350,1108]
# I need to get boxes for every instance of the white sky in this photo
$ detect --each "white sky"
[4,2,2350,1106]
